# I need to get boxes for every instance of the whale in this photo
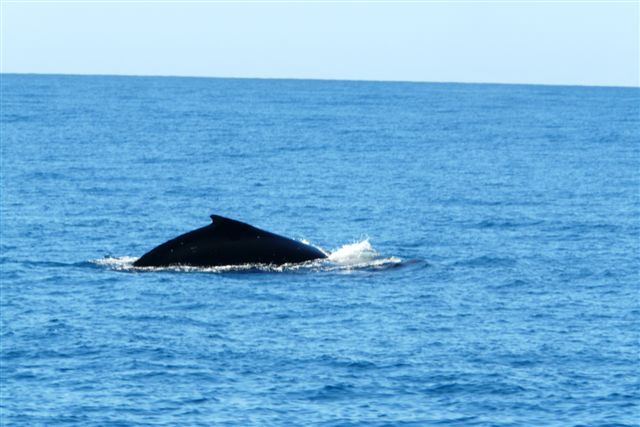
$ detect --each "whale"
[133,214,327,267]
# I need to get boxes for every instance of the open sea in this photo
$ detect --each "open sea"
[1,74,639,426]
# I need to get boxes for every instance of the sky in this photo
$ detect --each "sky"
[1,1,638,87]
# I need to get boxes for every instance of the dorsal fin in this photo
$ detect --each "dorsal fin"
[210,214,238,225]
[209,214,261,236]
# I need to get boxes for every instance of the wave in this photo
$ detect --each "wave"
[92,239,403,273]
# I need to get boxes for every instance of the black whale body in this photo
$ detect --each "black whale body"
[133,215,327,267]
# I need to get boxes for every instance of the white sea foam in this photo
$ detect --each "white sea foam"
[92,239,401,273]
[93,256,138,270]
[327,239,378,264]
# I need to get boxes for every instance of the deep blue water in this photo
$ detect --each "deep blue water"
[1,74,639,426]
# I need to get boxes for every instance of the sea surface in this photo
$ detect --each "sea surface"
[1,74,639,426]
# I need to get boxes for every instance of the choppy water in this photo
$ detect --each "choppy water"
[1,74,639,426]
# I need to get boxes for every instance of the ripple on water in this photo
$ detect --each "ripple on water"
[2,75,638,426]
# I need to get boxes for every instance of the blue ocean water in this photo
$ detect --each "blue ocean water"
[1,73,639,426]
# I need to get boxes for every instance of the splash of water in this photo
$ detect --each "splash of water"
[328,239,378,264]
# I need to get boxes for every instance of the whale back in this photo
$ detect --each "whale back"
[133,215,326,267]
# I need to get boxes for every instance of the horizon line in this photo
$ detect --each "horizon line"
[1,71,638,90]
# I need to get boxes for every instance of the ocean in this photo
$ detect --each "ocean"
[1,74,638,426]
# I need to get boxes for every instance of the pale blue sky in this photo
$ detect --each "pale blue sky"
[1,1,638,87]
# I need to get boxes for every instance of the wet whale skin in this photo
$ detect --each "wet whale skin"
[133,215,327,267]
